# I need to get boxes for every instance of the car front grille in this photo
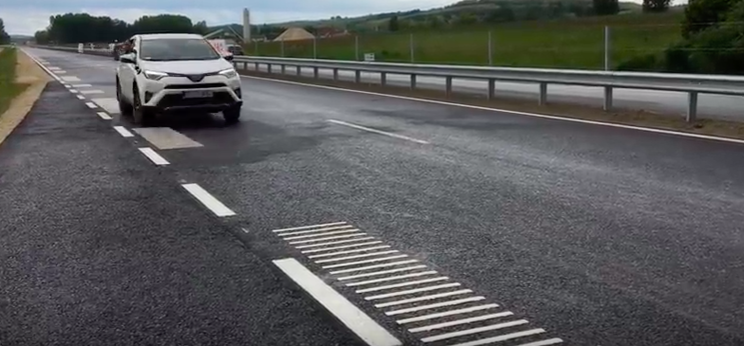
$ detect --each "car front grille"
[157,91,234,108]
[163,83,226,89]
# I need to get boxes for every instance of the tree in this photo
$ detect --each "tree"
[643,0,672,12]
[681,0,737,38]
[0,18,10,44]
[593,0,620,15]
[388,15,399,31]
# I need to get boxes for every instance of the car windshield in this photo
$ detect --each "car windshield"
[139,38,220,61]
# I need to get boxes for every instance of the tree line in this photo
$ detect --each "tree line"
[0,18,10,44]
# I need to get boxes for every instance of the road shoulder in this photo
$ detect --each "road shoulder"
[0,48,50,146]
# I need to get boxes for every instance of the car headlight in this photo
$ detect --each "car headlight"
[143,70,168,81]
[219,68,238,79]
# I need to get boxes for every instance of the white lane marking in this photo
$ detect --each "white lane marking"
[131,127,204,150]
[309,245,392,259]
[295,237,377,249]
[181,183,236,217]
[515,339,564,346]
[374,289,473,308]
[138,147,170,166]
[397,304,502,324]
[386,297,486,316]
[91,98,121,114]
[113,126,134,138]
[69,89,78,93]
[328,119,429,144]
[302,240,383,253]
[278,225,354,237]
[365,283,461,300]
[356,277,449,293]
[446,328,547,346]
[421,319,529,343]
[337,265,429,281]
[273,221,348,232]
[85,102,97,109]
[315,250,400,264]
[72,83,93,88]
[64,84,71,88]
[289,233,368,245]
[283,228,361,240]
[408,312,515,333]
[244,74,744,146]
[329,259,418,275]
[97,112,112,120]
[80,89,105,94]
[323,255,409,269]
[56,70,67,74]
[346,271,438,287]
[77,95,85,100]
[273,258,402,346]
[48,66,60,71]
[60,76,81,82]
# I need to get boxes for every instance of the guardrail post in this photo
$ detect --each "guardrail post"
[243,62,248,70]
[603,87,613,111]
[410,74,417,89]
[445,76,453,97]
[381,72,387,86]
[687,91,698,123]
[355,70,361,83]
[333,68,339,81]
[538,82,547,105]
[281,64,286,74]
[488,79,495,100]
[255,62,259,70]
[314,67,319,79]
[268,64,273,74]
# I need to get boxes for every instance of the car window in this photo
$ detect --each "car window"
[139,38,221,61]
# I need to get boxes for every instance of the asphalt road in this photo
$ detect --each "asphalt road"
[3,47,744,346]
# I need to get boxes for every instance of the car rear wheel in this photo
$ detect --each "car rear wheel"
[223,107,241,124]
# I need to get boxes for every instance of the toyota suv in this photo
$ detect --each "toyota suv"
[115,33,243,125]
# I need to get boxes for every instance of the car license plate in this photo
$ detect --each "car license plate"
[183,90,213,99]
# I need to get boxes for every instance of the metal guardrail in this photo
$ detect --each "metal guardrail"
[35,44,744,122]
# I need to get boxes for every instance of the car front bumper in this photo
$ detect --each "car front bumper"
[140,75,243,113]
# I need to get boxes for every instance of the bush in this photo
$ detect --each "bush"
[616,54,660,71]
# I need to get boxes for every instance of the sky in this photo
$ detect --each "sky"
[0,0,457,35]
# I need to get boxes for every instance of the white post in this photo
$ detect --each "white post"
[604,25,610,71]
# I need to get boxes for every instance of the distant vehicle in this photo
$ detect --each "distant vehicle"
[226,44,244,56]
[111,42,129,61]
[115,33,243,126]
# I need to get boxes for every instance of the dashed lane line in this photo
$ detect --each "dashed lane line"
[80,89,105,95]
[77,95,85,100]
[328,119,430,145]
[271,221,564,346]
[72,83,93,88]
[138,147,170,166]
[85,102,97,109]
[113,126,134,138]
[97,112,112,120]
[60,76,81,82]
[181,183,236,217]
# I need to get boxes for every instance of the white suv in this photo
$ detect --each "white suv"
[115,33,243,125]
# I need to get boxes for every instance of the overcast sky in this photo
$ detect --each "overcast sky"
[1,0,461,35]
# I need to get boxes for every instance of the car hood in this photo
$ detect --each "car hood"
[139,59,233,75]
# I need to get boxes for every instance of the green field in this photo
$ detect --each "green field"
[0,48,26,116]
[246,12,684,70]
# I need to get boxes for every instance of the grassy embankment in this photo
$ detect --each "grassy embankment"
[246,11,684,70]
[0,48,28,116]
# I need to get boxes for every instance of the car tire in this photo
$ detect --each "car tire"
[116,80,133,115]
[132,86,155,126]
[223,107,241,124]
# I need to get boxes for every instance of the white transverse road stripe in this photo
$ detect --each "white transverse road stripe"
[315,250,400,264]
[396,304,502,324]
[301,240,383,253]
[181,183,236,217]
[445,328,547,346]
[356,277,449,293]
[309,245,392,259]
[273,221,348,232]
[97,112,112,120]
[85,102,97,109]
[408,311,515,333]
[273,258,402,346]
[337,265,428,281]
[76,95,85,100]
[515,338,564,346]
[328,119,429,144]
[364,283,461,300]
[329,259,419,275]
[374,289,473,308]
[72,83,93,88]
[322,254,409,269]
[80,89,105,94]
[69,89,78,93]
[138,147,170,166]
[386,296,486,316]
[278,225,354,237]
[289,233,368,245]
[282,228,361,241]
[421,319,529,343]
[347,271,438,287]
[113,126,134,138]
[295,237,377,250]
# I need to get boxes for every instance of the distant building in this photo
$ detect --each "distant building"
[273,27,315,42]
[315,27,349,38]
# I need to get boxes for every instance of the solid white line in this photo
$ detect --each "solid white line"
[272,258,402,346]
[80,90,105,94]
[337,265,429,281]
[72,83,93,87]
[515,338,564,346]
[97,112,112,120]
[283,228,361,241]
[329,260,419,275]
[295,237,377,249]
[181,183,236,217]
[446,328,546,346]
[316,250,400,264]
[69,89,78,93]
[347,271,438,287]
[374,289,473,308]
[328,119,429,144]
[301,240,382,253]
[421,320,529,342]
[289,233,367,245]
[278,225,354,237]
[408,312,515,333]
[273,221,348,232]
[113,126,134,138]
[85,102,96,108]
[396,304,502,324]
[322,254,409,269]
[365,283,461,300]
[356,277,449,293]
[386,296,486,316]
[138,147,170,165]
[243,74,744,146]
[309,245,392,259]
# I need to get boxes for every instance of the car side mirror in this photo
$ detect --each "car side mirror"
[223,54,234,62]
[119,53,136,64]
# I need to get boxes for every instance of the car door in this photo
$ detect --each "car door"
[117,37,137,102]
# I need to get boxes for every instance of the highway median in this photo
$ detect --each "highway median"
[0,48,51,146]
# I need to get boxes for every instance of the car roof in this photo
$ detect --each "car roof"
[138,33,204,40]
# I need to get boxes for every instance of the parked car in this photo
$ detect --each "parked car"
[226,44,244,56]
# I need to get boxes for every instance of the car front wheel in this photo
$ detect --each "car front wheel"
[132,86,155,126]
[223,107,241,124]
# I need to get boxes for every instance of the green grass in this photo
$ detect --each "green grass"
[246,12,685,70]
[0,48,26,116]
